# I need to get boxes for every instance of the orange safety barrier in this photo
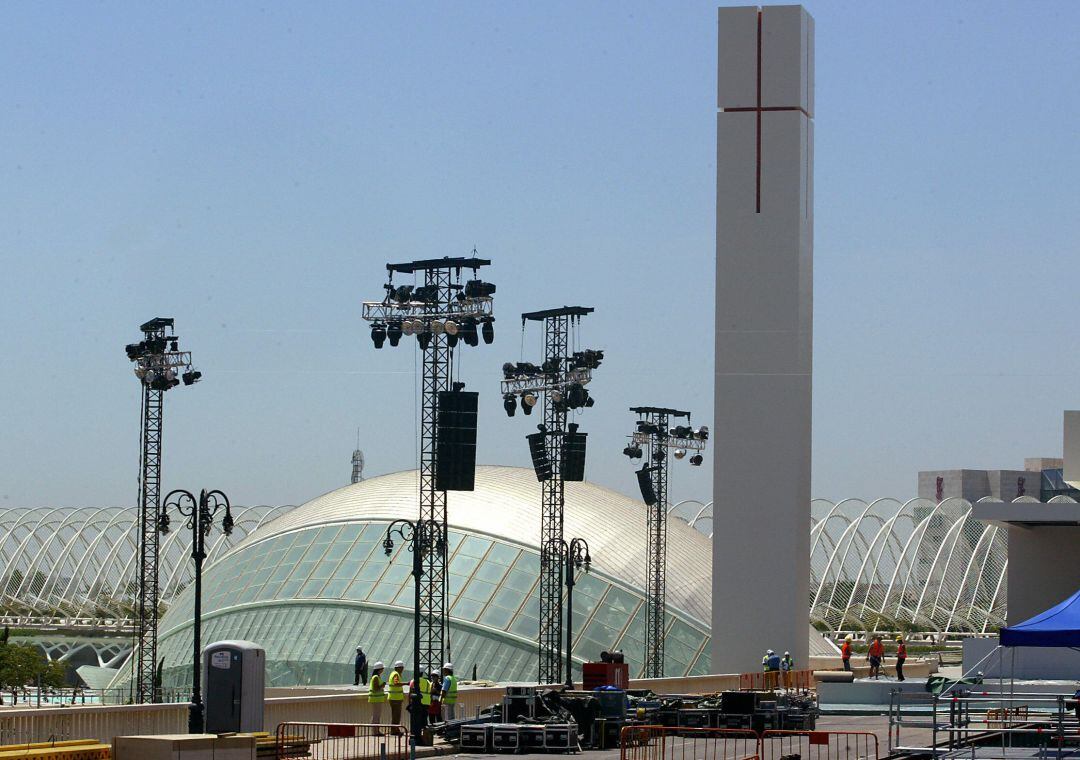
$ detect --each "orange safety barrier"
[275,722,409,760]
[620,726,759,760]
[759,730,879,760]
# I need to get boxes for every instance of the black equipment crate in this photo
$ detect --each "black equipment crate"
[602,719,623,749]
[544,722,576,752]
[717,713,752,730]
[594,690,627,719]
[678,709,715,728]
[519,725,546,751]
[720,691,757,715]
[491,724,520,751]
[460,724,490,752]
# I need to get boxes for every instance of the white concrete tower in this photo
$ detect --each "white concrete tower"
[712,5,813,674]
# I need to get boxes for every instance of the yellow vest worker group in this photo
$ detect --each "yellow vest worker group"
[368,673,386,703]
[388,669,404,701]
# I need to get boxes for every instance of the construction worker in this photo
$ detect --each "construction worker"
[895,636,907,682]
[441,663,458,722]
[368,662,386,730]
[840,635,853,672]
[867,635,884,680]
[780,651,794,689]
[418,670,432,723]
[388,660,406,731]
[354,645,368,687]
[428,669,443,725]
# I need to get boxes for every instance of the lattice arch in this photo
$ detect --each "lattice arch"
[0,505,292,629]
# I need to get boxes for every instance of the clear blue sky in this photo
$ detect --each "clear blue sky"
[2,1,1078,509]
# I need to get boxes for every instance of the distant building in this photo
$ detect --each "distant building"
[918,469,1037,503]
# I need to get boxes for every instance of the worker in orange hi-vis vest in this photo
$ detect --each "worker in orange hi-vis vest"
[895,636,908,681]
[867,635,885,680]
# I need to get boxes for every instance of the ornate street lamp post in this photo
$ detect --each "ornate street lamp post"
[384,518,443,759]
[562,537,591,689]
[159,488,233,734]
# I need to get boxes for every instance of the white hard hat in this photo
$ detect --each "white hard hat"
[784,651,790,656]
[844,634,854,641]
[443,662,454,670]
[356,646,363,651]
[767,649,774,655]
[393,660,405,668]
[431,669,441,676]
[373,661,384,670]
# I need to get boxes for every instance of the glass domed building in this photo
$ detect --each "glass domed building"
[151,466,714,688]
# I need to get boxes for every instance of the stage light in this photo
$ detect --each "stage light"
[134,366,147,379]
[371,323,387,349]
[689,454,703,466]
[444,319,459,336]
[464,279,496,299]
[550,389,563,403]
[447,332,459,348]
[413,285,438,303]
[584,394,595,408]
[623,445,642,459]
[502,363,517,380]
[522,398,533,415]
[674,448,687,460]
[125,343,143,361]
[462,318,479,346]
[401,319,416,336]
[392,285,414,303]
[695,426,709,440]
[169,339,178,352]
[417,331,432,351]
[481,318,494,344]
[523,393,538,408]
[566,383,586,409]
[503,394,517,417]
[431,320,446,335]
[182,370,202,386]
[387,321,403,346]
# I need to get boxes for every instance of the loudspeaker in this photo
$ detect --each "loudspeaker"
[436,390,478,491]
[526,431,551,481]
[561,427,587,482]
[636,466,657,505]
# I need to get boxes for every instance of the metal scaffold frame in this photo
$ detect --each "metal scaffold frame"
[362,255,494,676]
[502,305,598,685]
[627,406,706,678]
[125,317,200,703]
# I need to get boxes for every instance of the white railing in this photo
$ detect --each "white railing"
[0,702,187,745]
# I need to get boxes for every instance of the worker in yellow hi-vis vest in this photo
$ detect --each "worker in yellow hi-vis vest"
[441,662,458,721]
[388,660,406,731]
[368,662,386,730]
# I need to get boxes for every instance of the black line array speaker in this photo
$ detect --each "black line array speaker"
[560,427,588,482]
[526,431,551,481]
[636,465,658,505]
[436,390,478,491]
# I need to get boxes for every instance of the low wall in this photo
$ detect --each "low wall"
[0,702,187,746]
[264,684,505,728]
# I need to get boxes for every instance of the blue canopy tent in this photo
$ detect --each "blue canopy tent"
[1000,587,1080,649]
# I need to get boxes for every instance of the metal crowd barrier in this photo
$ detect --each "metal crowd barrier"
[620,726,760,760]
[275,722,409,760]
[759,730,878,760]
[620,726,874,760]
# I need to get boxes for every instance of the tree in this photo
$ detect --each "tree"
[0,643,50,705]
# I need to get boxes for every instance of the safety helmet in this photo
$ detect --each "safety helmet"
[844,634,853,641]
[767,649,774,655]
[444,662,454,670]
[356,646,363,651]
[896,636,903,642]
[784,651,790,656]
[393,660,405,668]
[373,661,385,670]
[431,669,441,676]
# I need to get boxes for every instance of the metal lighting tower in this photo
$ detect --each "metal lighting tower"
[361,255,495,675]
[624,407,708,678]
[501,306,601,684]
[124,318,201,702]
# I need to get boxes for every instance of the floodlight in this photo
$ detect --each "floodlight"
[523,393,538,407]
[481,318,494,344]
[387,321,403,346]
[371,324,387,349]
[417,331,432,351]
[522,398,533,416]
[181,370,202,386]
[444,319,459,335]
[695,426,709,440]
[431,320,446,335]
[503,394,517,417]
[674,448,687,460]
[689,454,703,466]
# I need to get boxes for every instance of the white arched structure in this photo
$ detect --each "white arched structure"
[671,496,1009,634]
[0,505,291,629]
